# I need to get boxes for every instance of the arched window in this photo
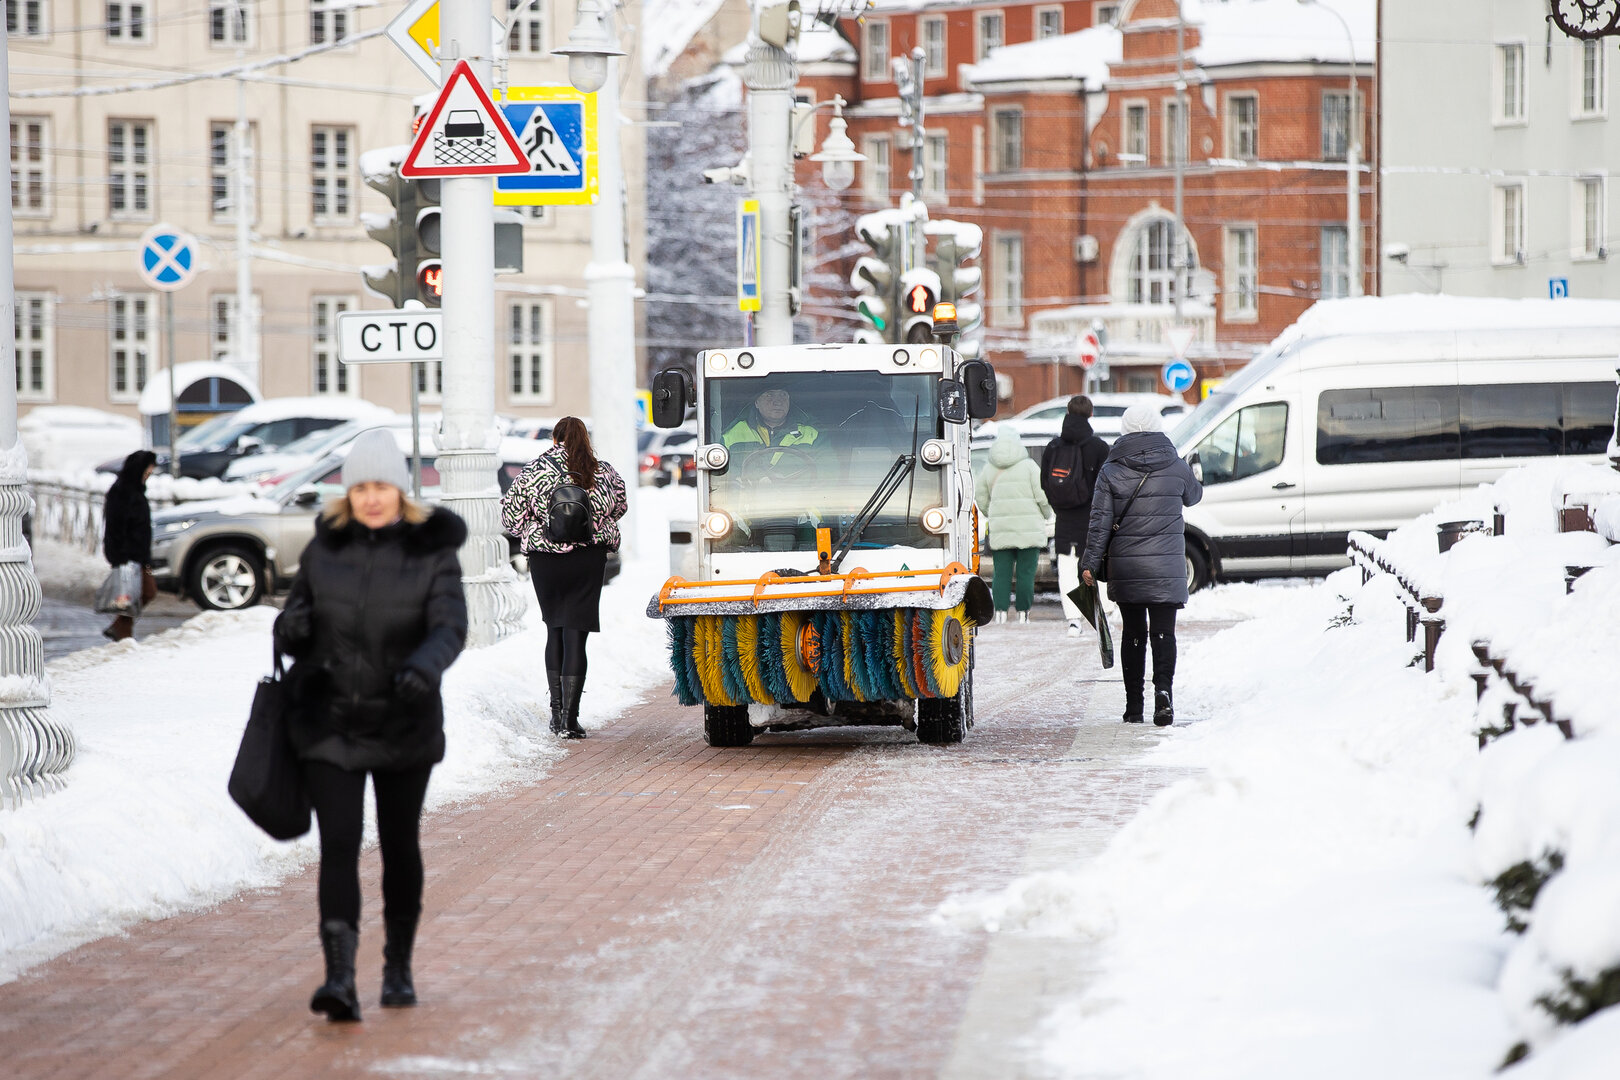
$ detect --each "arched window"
[1121,216,1198,306]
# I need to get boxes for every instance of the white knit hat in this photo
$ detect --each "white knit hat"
[1120,403,1164,435]
[341,428,410,492]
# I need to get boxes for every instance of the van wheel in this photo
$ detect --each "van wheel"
[190,544,265,610]
[1185,542,1212,594]
[703,704,754,747]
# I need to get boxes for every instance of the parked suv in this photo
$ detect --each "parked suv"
[100,397,392,479]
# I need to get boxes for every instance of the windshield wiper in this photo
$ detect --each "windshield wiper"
[828,453,915,574]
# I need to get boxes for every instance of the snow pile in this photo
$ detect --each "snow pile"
[963,26,1121,89]
[642,0,730,78]
[18,407,142,474]
[1189,0,1374,69]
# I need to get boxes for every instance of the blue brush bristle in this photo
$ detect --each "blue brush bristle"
[720,615,751,703]
[668,618,698,706]
[815,612,853,701]
[758,613,793,702]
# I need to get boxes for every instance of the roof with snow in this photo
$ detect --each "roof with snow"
[719,22,855,68]
[1279,294,1620,344]
[642,0,731,79]
[963,26,1121,89]
[1187,0,1373,68]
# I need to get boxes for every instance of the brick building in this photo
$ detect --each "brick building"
[794,0,1374,410]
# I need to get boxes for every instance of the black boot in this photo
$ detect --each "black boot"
[1121,635,1146,724]
[547,672,566,736]
[310,919,361,1022]
[380,916,418,1007]
[559,675,587,739]
[1154,689,1175,727]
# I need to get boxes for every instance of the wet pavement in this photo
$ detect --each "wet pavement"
[38,596,199,661]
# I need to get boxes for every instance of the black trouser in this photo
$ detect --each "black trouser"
[544,627,590,678]
[302,760,434,930]
[1119,603,1179,703]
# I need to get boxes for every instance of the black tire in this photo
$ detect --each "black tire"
[703,703,754,747]
[188,543,265,611]
[917,664,972,745]
[1185,540,1212,594]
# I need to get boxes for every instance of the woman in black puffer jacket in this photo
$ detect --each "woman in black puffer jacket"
[1082,404,1202,727]
[101,449,157,641]
[273,429,468,1023]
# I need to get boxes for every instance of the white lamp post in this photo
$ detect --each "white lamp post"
[1298,0,1362,297]
[809,96,865,193]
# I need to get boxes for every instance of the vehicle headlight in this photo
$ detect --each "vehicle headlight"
[701,510,734,539]
[919,506,950,535]
[233,468,275,482]
[699,443,729,470]
[157,518,198,537]
[918,438,951,466]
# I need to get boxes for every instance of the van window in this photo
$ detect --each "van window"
[1565,382,1617,454]
[1196,402,1287,484]
[1460,384,1560,458]
[1316,386,1459,465]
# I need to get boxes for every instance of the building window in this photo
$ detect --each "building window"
[108,119,152,219]
[105,0,146,41]
[991,233,1023,327]
[862,135,890,199]
[1493,183,1526,264]
[1224,226,1258,319]
[1096,3,1120,27]
[310,0,348,44]
[1321,91,1354,161]
[992,107,1022,172]
[923,133,948,200]
[863,21,890,82]
[922,16,946,78]
[1579,39,1607,117]
[6,0,48,37]
[1123,102,1148,165]
[211,294,238,361]
[1128,219,1180,305]
[1320,225,1349,298]
[1576,177,1606,258]
[109,293,152,401]
[311,296,353,395]
[311,125,353,224]
[208,0,250,46]
[505,0,544,54]
[1226,93,1258,160]
[508,300,553,403]
[416,362,443,402]
[209,122,257,224]
[1035,6,1062,39]
[1164,99,1187,166]
[977,12,1004,61]
[11,116,49,217]
[1496,43,1526,123]
[14,292,53,402]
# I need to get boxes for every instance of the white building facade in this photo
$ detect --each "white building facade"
[1380,0,1620,300]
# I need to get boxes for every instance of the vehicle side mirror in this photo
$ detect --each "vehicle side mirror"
[293,487,320,507]
[938,379,968,424]
[651,369,693,429]
[959,360,998,420]
[1189,452,1204,483]
[236,435,265,456]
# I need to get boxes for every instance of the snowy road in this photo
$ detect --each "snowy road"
[0,606,1227,1080]
[37,595,196,660]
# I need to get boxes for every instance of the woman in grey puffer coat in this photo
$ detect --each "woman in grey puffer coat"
[975,424,1053,623]
[1081,404,1202,726]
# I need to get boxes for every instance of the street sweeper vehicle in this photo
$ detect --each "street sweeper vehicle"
[645,326,999,747]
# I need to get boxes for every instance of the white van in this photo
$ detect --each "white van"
[1171,296,1620,589]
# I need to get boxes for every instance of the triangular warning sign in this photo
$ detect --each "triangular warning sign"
[402,60,529,178]
[513,106,581,177]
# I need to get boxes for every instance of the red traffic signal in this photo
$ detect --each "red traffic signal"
[907,283,935,315]
[416,261,443,307]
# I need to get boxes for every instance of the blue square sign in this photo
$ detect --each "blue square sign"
[495,88,598,206]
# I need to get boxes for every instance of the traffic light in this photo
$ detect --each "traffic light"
[898,267,940,344]
[852,210,906,344]
[927,220,984,358]
[362,167,442,307]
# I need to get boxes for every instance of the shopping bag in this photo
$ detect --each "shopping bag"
[227,653,311,841]
[1067,581,1115,670]
[93,562,144,616]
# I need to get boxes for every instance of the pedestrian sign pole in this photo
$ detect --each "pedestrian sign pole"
[137,225,200,477]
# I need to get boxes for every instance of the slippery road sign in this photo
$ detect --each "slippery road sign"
[402,60,528,178]
[495,87,599,206]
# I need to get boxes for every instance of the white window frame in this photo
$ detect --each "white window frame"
[1127,218,1179,305]
[862,134,891,200]
[990,232,1023,328]
[312,295,356,396]
[108,292,154,403]
[1122,99,1149,166]
[976,11,1004,62]
[923,132,948,200]
[105,0,149,43]
[1164,98,1187,166]
[921,16,946,78]
[311,124,354,225]
[1321,90,1356,162]
[11,115,50,218]
[416,362,443,404]
[1035,5,1063,39]
[1574,175,1607,259]
[209,121,257,225]
[506,298,555,405]
[14,291,54,403]
[1225,92,1258,161]
[1576,39,1608,119]
[1495,42,1527,126]
[1095,3,1121,28]
[1223,225,1258,321]
[863,20,891,82]
[504,0,544,55]
[992,106,1022,172]
[1492,182,1526,265]
[208,0,252,48]
[107,118,153,220]
[309,0,350,45]
[6,0,50,38]
[1320,224,1350,299]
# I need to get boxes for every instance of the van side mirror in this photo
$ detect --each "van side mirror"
[938,379,968,424]
[1189,452,1204,483]
[959,360,998,420]
[651,369,692,429]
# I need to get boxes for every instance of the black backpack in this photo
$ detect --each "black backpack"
[1042,440,1092,510]
[546,483,592,544]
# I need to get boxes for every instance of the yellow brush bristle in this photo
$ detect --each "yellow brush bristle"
[737,615,772,703]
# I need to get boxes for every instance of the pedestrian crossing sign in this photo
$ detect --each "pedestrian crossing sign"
[495,87,599,206]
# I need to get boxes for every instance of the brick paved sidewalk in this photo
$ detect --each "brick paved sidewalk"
[0,618,1217,1080]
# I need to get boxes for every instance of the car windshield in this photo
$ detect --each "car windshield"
[176,413,253,452]
[705,371,945,554]
[275,420,365,458]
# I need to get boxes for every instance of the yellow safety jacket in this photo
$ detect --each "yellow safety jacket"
[721,417,820,451]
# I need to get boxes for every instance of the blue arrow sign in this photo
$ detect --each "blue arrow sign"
[1161,358,1197,395]
[138,225,198,291]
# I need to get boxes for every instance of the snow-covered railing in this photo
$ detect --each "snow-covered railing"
[28,471,241,554]
[1347,530,1447,671]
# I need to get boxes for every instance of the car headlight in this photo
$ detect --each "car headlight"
[919,506,950,535]
[157,518,198,537]
[701,510,734,540]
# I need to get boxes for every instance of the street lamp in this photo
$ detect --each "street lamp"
[807,96,865,193]
[1297,0,1362,297]
[552,0,624,95]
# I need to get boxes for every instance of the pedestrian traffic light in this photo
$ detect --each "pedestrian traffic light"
[898,267,941,344]
[361,165,442,307]
[927,220,985,359]
[852,210,907,344]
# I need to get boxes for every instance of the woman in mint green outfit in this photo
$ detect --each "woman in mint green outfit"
[974,425,1053,624]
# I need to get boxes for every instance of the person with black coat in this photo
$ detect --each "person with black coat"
[101,449,158,641]
[1040,397,1111,638]
[1081,404,1202,726]
[273,429,469,1022]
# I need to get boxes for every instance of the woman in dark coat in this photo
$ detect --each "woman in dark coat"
[273,428,468,1022]
[499,416,627,739]
[101,449,157,641]
[1082,404,1202,726]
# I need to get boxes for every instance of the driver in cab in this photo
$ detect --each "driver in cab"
[721,386,820,464]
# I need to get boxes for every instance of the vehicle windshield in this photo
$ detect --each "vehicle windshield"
[275,419,365,458]
[705,371,945,554]
[1170,393,1233,448]
[175,413,253,452]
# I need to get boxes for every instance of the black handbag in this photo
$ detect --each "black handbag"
[228,651,311,841]
[1095,472,1151,583]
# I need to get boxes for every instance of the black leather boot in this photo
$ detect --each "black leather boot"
[548,672,565,736]
[380,916,418,1007]
[1154,688,1175,727]
[310,919,361,1021]
[559,675,587,739]
[1121,634,1146,724]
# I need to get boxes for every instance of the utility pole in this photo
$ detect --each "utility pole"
[438,0,525,646]
[232,0,259,389]
[1172,1,1187,322]
[744,6,796,345]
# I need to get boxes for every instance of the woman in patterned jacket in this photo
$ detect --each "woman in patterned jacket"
[500,417,627,738]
